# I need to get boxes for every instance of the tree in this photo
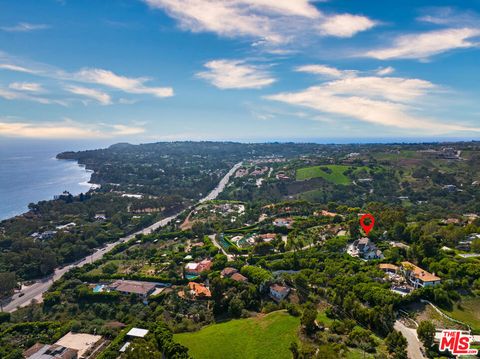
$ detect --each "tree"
[228,297,244,318]
[385,330,408,359]
[471,238,480,253]
[102,262,119,275]
[126,339,162,359]
[0,272,17,300]
[301,306,318,335]
[417,320,436,350]
[347,327,376,354]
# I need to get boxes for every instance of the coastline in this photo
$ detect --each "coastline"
[0,154,98,222]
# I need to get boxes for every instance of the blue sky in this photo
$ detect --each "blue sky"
[0,0,480,143]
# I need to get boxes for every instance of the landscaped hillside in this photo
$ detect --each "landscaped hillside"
[174,311,300,359]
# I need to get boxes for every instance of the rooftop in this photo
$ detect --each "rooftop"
[55,332,102,358]
[127,328,149,338]
[401,261,441,282]
[111,280,156,295]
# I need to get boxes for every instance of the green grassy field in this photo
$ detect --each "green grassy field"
[442,296,480,333]
[174,311,300,359]
[296,165,352,184]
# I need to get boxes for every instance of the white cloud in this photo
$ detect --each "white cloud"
[0,87,65,106]
[0,22,49,32]
[75,68,174,98]
[9,82,44,92]
[0,119,145,139]
[0,63,38,74]
[266,73,480,134]
[295,64,357,78]
[365,28,480,60]
[142,0,375,45]
[65,85,112,105]
[317,14,376,38]
[0,51,174,102]
[197,59,275,89]
[375,66,395,76]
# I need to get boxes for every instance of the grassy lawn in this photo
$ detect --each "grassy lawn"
[316,310,334,327]
[174,311,300,359]
[296,165,352,184]
[442,296,480,333]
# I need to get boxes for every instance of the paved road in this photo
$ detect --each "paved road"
[394,320,426,359]
[1,162,242,313]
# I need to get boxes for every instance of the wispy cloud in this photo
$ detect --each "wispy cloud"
[266,66,480,134]
[0,86,65,106]
[364,28,480,60]
[9,82,45,93]
[142,0,376,47]
[295,64,357,78]
[74,68,174,98]
[65,85,112,105]
[0,63,38,74]
[197,59,275,89]
[0,52,174,103]
[375,66,395,76]
[0,22,49,32]
[0,119,145,139]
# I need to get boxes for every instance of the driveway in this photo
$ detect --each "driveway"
[394,320,426,359]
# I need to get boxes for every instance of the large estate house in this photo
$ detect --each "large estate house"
[401,261,441,288]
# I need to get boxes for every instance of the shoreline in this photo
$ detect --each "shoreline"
[0,156,98,222]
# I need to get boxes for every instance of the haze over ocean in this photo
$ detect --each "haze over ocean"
[0,140,109,220]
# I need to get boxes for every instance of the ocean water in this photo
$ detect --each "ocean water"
[0,140,109,221]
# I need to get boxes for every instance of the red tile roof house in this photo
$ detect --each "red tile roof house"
[184,259,213,276]
[269,284,290,302]
[188,282,212,299]
[401,261,441,288]
[221,267,238,278]
[231,273,248,283]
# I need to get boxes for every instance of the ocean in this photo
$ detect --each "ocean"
[0,139,110,221]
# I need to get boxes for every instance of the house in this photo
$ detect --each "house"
[269,284,290,302]
[24,344,78,359]
[221,267,238,278]
[401,261,441,288]
[184,259,212,276]
[231,273,248,283]
[276,172,290,180]
[442,184,457,192]
[94,213,106,221]
[31,230,57,241]
[457,233,480,251]
[379,264,399,274]
[54,332,102,359]
[350,237,384,260]
[186,282,211,299]
[273,218,294,228]
[109,280,156,303]
[55,222,76,230]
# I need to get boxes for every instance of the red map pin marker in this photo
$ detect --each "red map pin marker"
[360,214,375,236]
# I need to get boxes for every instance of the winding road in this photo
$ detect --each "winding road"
[1,161,242,313]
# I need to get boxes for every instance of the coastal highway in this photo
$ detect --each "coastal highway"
[1,161,242,313]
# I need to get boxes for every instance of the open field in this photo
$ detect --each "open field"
[174,311,300,359]
[442,296,480,333]
[296,165,353,184]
